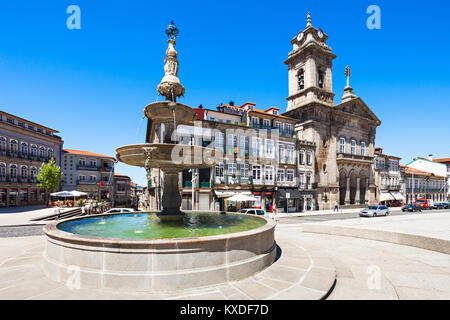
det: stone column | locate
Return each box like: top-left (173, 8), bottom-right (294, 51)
top-left (160, 170), bottom-right (182, 215)
top-left (355, 178), bottom-right (360, 205)
top-left (345, 177), bottom-right (351, 204)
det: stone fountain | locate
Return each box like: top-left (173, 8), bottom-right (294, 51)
top-left (115, 21), bottom-right (218, 218)
top-left (42, 23), bottom-right (276, 292)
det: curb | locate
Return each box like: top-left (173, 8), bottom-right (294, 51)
top-left (301, 224), bottom-right (450, 255)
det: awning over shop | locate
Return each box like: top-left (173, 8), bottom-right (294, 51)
top-left (390, 191), bottom-right (404, 201)
top-left (275, 188), bottom-right (301, 199)
top-left (214, 190), bottom-right (252, 198)
top-left (380, 192), bottom-right (395, 201)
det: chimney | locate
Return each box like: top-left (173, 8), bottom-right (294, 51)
top-left (429, 154), bottom-right (433, 161)
top-left (229, 101), bottom-right (234, 106)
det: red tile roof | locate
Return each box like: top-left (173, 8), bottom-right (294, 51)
top-left (434, 158), bottom-right (450, 164)
top-left (63, 149), bottom-right (115, 159)
top-left (401, 165), bottom-right (444, 178)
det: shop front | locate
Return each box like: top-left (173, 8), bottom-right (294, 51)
top-left (275, 188), bottom-right (301, 213)
top-left (0, 189), bottom-right (6, 207)
top-left (251, 191), bottom-right (275, 212)
top-left (214, 190), bottom-right (253, 212)
top-left (299, 191), bottom-right (316, 211)
top-left (9, 188), bottom-right (18, 207)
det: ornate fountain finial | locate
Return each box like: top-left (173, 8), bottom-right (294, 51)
top-left (306, 12), bottom-right (312, 27)
top-left (157, 21), bottom-right (185, 102)
top-left (342, 65), bottom-right (356, 102)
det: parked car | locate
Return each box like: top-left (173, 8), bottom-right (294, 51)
top-left (413, 199), bottom-right (432, 210)
top-left (104, 208), bottom-right (141, 214)
top-left (239, 208), bottom-right (269, 218)
top-left (359, 205), bottom-right (390, 217)
top-left (442, 202), bottom-right (449, 209)
top-left (431, 203), bottom-right (443, 209)
top-left (401, 204), bottom-right (422, 212)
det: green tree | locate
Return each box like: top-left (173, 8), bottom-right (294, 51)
top-left (37, 159), bottom-right (62, 195)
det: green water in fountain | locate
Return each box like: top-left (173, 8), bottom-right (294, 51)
top-left (57, 212), bottom-right (266, 239)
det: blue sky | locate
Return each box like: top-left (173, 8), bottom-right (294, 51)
top-left (0, 0), bottom-right (449, 186)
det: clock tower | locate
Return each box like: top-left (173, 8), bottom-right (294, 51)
top-left (285, 13), bottom-right (336, 112)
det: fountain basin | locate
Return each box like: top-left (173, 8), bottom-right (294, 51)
top-left (43, 212), bottom-right (276, 292)
top-left (116, 143), bottom-right (218, 170)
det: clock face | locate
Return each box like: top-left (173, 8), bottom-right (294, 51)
top-left (297, 32), bottom-right (304, 42)
top-left (317, 29), bottom-right (324, 39)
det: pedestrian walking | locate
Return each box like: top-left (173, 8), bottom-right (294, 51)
top-left (333, 201), bottom-right (339, 213)
top-left (81, 205), bottom-right (86, 215)
top-left (55, 205), bottom-right (61, 220)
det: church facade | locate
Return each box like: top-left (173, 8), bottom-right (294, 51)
top-left (283, 13), bottom-right (381, 210)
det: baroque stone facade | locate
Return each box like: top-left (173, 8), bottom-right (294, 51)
top-left (283, 14), bottom-right (381, 209)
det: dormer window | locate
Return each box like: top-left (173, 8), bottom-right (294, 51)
top-left (298, 69), bottom-right (304, 90)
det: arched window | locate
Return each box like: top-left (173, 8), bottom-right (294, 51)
top-left (0, 137), bottom-right (6, 152)
top-left (21, 142), bottom-right (28, 155)
top-left (10, 140), bottom-right (18, 154)
top-left (0, 163), bottom-right (6, 179)
top-left (339, 138), bottom-right (345, 153)
top-left (297, 69), bottom-right (304, 90)
top-left (39, 146), bottom-right (46, 158)
top-left (30, 167), bottom-right (37, 180)
top-left (10, 164), bottom-right (18, 179)
top-left (361, 141), bottom-right (366, 156)
top-left (30, 145), bottom-right (37, 157)
top-left (351, 140), bottom-right (356, 155)
top-left (48, 148), bottom-right (54, 159)
top-left (318, 70), bottom-right (325, 88)
top-left (20, 165), bottom-right (28, 179)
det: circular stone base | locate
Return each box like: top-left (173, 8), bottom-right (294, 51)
top-left (43, 212), bottom-right (276, 292)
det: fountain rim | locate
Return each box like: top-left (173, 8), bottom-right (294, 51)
top-left (43, 211), bottom-right (275, 246)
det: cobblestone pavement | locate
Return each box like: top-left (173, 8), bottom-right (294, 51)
top-left (0, 225), bottom-right (44, 238)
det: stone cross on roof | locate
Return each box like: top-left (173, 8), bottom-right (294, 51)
top-left (306, 12), bottom-right (311, 27)
top-left (345, 65), bottom-right (351, 87)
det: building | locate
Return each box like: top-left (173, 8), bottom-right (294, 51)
top-left (61, 149), bottom-right (115, 201)
top-left (405, 155), bottom-right (448, 202)
top-left (433, 157), bottom-right (450, 200)
top-left (0, 110), bottom-right (63, 207)
top-left (147, 102), bottom-right (301, 212)
top-left (401, 165), bottom-right (446, 204)
top-left (374, 147), bottom-right (404, 206)
top-left (282, 13), bottom-right (381, 209)
top-left (113, 173), bottom-right (132, 207)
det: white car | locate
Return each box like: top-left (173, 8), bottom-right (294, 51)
top-left (104, 208), bottom-right (141, 214)
top-left (359, 205), bottom-right (390, 217)
top-left (239, 208), bottom-right (269, 218)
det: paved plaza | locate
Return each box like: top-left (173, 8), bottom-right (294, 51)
top-left (0, 209), bottom-right (449, 299)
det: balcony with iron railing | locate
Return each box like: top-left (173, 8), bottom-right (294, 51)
top-left (380, 184), bottom-right (401, 191)
top-left (406, 187), bottom-right (444, 193)
top-left (77, 179), bottom-right (99, 185)
top-left (0, 150), bottom-right (53, 162)
top-left (0, 175), bottom-right (38, 183)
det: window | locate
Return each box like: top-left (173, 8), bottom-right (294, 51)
top-left (251, 117), bottom-right (259, 128)
top-left (318, 71), bottom-right (325, 88)
top-left (37, 128), bottom-right (43, 133)
top-left (240, 164), bottom-right (249, 179)
top-left (287, 169), bottom-right (294, 182)
top-left (265, 139), bottom-right (274, 158)
top-left (306, 173), bottom-right (311, 187)
top-left (10, 140), bottom-right (18, 154)
top-left (285, 124), bottom-right (292, 136)
top-left (298, 69), bottom-right (304, 90)
top-left (39, 146), bottom-right (46, 158)
top-left (214, 132), bottom-right (224, 152)
top-left (10, 164), bottom-right (18, 179)
top-left (30, 145), bottom-right (37, 156)
top-left (28, 125), bottom-right (34, 131)
top-left (351, 140), bottom-right (356, 155)
top-left (21, 142), bottom-right (28, 155)
top-left (252, 165), bottom-right (261, 182)
top-left (252, 137), bottom-right (262, 158)
top-left (277, 169), bottom-right (285, 182)
top-left (263, 119), bottom-right (270, 129)
top-left (361, 142), bottom-right (366, 156)
top-left (299, 150), bottom-right (305, 165)
top-left (20, 166), bottom-right (28, 179)
top-left (299, 173), bottom-right (305, 188)
top-left (278, 144), bottom-right (285, 163)
top-left (239, 136), bottom-right (249, 156)
top-left (286, 146), bottom-right (295, 164)
top-left (48, 148), bottom-right (54, 159)
top-left (6, 118), bottom-right (14, 125)
top-left (227, 134), bottom-right (238, 154)
top-left (215, 162), bottom-right (224, 183)
top-left (79, 175), bottom-right (86, 181)
top-left (265, 165), bottom-right (274, 183)
top-left (18, 122), bottom-right (25, 128)
top-left (275, 122), bottom-right (283, 135)
top-left (89, 175), bottom-right (96, 181)
top-left (89, 159), bottom-right (96, 167)
top-left (306, 151), bottom-right (312, 165)
top-left (30, 167), bottom-right (37, 179)
top-left (227, 163), bottom-right (237, 178)
top-left (0, 164), bottom-right (6, 178)
top-left (339, 138), bottom-right (345, 153)
top-left (0, 137), bottom-right (6, 152)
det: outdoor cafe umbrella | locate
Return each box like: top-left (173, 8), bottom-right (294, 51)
top-left (50, 191), bottom-right (74, 197)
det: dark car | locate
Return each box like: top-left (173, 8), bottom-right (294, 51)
top-left (432, 203), bottom-right (443, 209)
top-left (441, 202), bottom-right (449, 209)
top-left (401, 204), bottom-right (422, 212)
